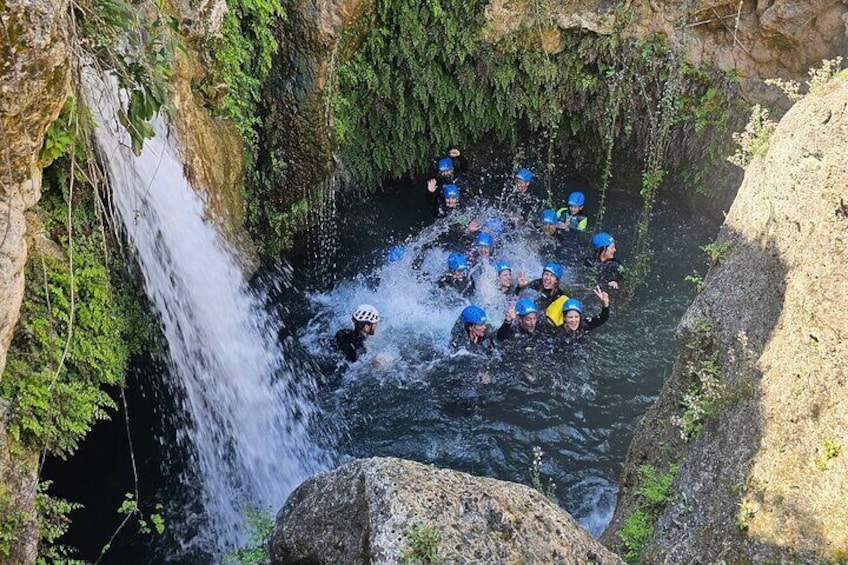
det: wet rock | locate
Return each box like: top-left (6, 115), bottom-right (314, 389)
top-left (271, 457), bottom-right (624, 565)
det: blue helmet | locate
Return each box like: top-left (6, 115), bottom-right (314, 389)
top-left (515, 168), bottom-right (533, 182)
top-left (443, 184), bottom-right (460, 199)
top-left (387, 245), bottom-right (406, 263)
top-left (515, 298), bottom-right (538, 317)
top-left (476, 232), bottom-right (494, 248)
top-left (540, 209), bottom-right (558, 225)
top-left (461, 305), bottom-right (487, 325)
top-left (447, 252), bottom-right (468, 271)
top-left (495, 260), bottom-right (511, 274)
top-left (567, 191), bottom-right (586, 207)
top-left (563, 298), bottom-right (583, 314)
top-left (592, 232), bottom-right (615, 249)
top-left (543, 261), bottom-right (564, 280)
top-left (438, 157), bottom-right (454, 172)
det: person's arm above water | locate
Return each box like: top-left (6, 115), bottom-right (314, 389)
top-left (496, 304), bottom-right (517, 341)
top-left (584, 286), bottom-right (610, 331)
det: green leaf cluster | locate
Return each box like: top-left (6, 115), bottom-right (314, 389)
top-left (1, 159), bottom-right (150, 460)
top-left (210, 0), bottom-right (286, 140)
top-left (617, 465), bottom-right (677, 563)
top-left (225, 507), bottom-right (275, 565)
top-left (72, 0), bottom-right (178, 154)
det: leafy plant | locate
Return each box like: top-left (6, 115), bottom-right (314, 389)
top-left (71, 0), bottom-right (179, 153)
top-left (401, 524), bottom-right (441, 565)
top-left (727, 104), bottom-right (776, 168)
top-left (701, 240), bottom-right (731, 265)
top-left (527, 446), bottom-right (558, 502)
top-left (618, 508), bottom-right (652, 562)
top-left (617, 465), bottom-right (678, 563)
top-left (224, 507), bottom-right (275, 565)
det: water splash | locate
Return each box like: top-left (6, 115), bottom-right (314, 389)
top-left (81, 68), bottom-right (331, 555)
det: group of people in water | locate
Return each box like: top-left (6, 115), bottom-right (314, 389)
top-left (334, 149), bottom-right (625, 369)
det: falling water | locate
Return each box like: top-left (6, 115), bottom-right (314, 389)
top-left (81, 68), bottom-right (330, 555)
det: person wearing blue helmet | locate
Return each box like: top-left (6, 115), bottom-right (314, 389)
top-left (585, 232), bottom-right (623, 291)
top-left (495, 259), bottom-right (514, 293)
top-left (516, 261), bottom-right (567, 310)
top-left (496, 297), bottom-right (542, 341)
top-left (556, 191), bottom-right (589, 232)
top-left (500, 166), bottom-right (542, 227)
top-left (451, 304), bottom-right (495, 355)
top-left (467, 231), bottom-right (496, 269)
top-left (540, 208), bottom-right (560, 236)
top-left (558, 286), bottom-right (610, 345)
top-left (426, 148), bottom-right (466, 205)
top-left (438, 251), bottom-right (475, 297)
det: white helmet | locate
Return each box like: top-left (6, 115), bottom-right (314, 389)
top-left (352, 304), bottom-right (380, 324)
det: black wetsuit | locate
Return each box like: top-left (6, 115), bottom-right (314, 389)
top-left (500, 187), bottom-right (543, 228)
top-left (517, 279), bottom-right (566, 311)
top-left (584, 256), bottom-right (624, 291)
top-left (496, 319), bottom-right (542, 342)
top-left (449, 320), bottom-right (496, 355)
top-left (559, 306), bottom-right (609, 345)
top-left (334, 328), bottom-right (366, 362)
top-left (438, 272), bottom-right (476, 297)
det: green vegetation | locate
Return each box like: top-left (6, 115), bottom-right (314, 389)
top-left (727, 105), bottom-right (776, 168)
top-left (71, 0), bottom-right (178, 153)
top-left (617, 465), bottom-right (677, 563)
top-left (527, 445), bottom-right (557, 502)
top-left (701, 240), bottom-right (732, 265)
top-left (224, 507), bottom-right (275, 565)
top-left (401, 523), bottom-right (442, 565)
top-left (815, 438), bottom-right (842, 471)
top-left (208, 0), bottom-right (286, 141)
top-left (323, 1), bottom-right (744, 282)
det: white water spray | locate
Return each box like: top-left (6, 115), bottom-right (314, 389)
top-left (82, 69), bottom-right (330, 554)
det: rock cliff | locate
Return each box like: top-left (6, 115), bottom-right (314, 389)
top-left (602, 73), bottom-right (848, 562)
top-left (483, 1), bottom-right (848, 105)
top-left (272, 457), bottom-right (623, 565)
top-left (0, 1), bottom-right (71, 563)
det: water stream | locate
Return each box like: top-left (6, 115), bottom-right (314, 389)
top-left (76, 69), bottom-right (331, 557)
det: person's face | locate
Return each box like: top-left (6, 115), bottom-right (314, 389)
top-left (445, 196), bottom-right (458, 208)
top-left (470, 323), bottom-right (487, 338)
top-left (565, 311), bottom-right (581, 330)
top-left (518, 312), bottom-right (538, 333)
top-left (478, 245), bottom-right (491, 257)
top-left (568, 204), bottom-right (582, 215)
top-left (364, 322), bottom-right (377, 336)
top-left (541, 271), bottom-right (557, 290)
top-left (542, 224), bottom-right (556, 236)
top-left (498, 270), bottom-right (512, 287)
top-left (602, 242), bottom-right (616, 259)
top-left (515, 179), bottom-right (529, 193)
top-left (450, 268), bottom-right (467, 280)
top-left (440, 169), bottom-right (453, 178)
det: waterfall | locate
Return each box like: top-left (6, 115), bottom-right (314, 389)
top-left (81, 69), bottom-right (330, 554)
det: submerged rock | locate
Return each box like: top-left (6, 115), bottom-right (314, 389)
top-left (271, 457), bottom-right (623, 565)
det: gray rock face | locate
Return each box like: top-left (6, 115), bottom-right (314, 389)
top-left (271, 457), bottom-right (624, 565)
top-left (603, 76), bottom-right (848, 563)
